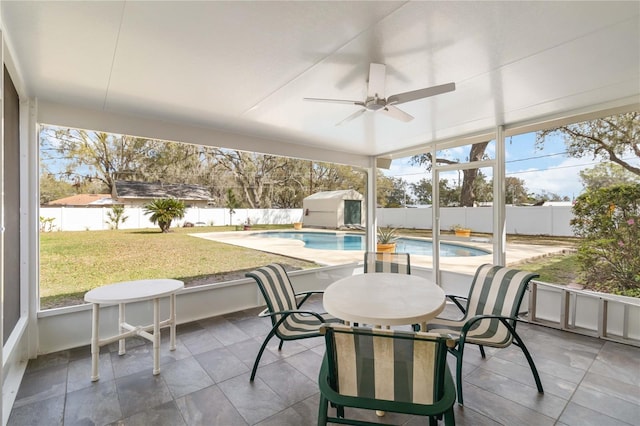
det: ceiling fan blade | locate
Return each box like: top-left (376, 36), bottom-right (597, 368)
top-left (367, 63), bottom-right (386, 98)
top-left (380, 105), bottom-right (414, 122)
top-left (336, 108), bottom-right (367, 126)
top-left (303, 97), bottom-right (364, 106)
top-left (387, 82), bottom-right (455, 105)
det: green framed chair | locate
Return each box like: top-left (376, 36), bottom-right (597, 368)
top-left (416, 263), bottom-right (543, 406)
top-left (245, 263), bottom-right (340, 381)
top-left (318, 324), bottom-right (456, 426)
top-left (364, 252), bottom-right (411, 274)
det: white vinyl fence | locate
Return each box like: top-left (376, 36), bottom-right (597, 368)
top-left (378, 206), bottom-right (575, 236)
top-left (40, 206), bottom-right (576, 236)
top-left (39, 207), bottom-right (304, 231)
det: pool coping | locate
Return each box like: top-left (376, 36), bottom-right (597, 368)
top-left (191, 229), bottom-right (570, 275)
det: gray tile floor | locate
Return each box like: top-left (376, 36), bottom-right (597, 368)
top-left (8, 297), bottom-right (640, 425)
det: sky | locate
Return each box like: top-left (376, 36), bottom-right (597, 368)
top-left (382, 131), bottom-right (636, 201)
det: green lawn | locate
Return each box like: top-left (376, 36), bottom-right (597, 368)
top-left (39, 225), bottom-right (316, 309)
top-left (514, 251), bottom-right (581, 284)
top-left (40, 225), bottom-right (583, 309)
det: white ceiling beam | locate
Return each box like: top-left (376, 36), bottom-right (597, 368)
top-left (37, 101), bottom-right (372, 168)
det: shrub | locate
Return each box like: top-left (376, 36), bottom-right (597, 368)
top-left (571, 184), bottom-right (640, 296)
top-left (106, 205), bottom-right (128, 230)
top-left (143, 198), bottom-right (186, 233)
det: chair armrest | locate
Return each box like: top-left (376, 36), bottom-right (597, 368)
top-left (294, 290), bottom-right (325, 308)
top-left (445, 294), bottom-right (468, 314)
top-left (262, 309), bottom-right (327, 323)
top-left (295, 290), bottom-right (325, 296)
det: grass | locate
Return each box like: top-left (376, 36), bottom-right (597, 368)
top-left (39, 225), bottom-right (316, 309)
top-left (40, 225), bottom-right (584, 309)
top-left (514, 250), bottom-right (581, 284)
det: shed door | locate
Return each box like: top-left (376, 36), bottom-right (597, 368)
top-left (344, 200), bottom-right (361, 225)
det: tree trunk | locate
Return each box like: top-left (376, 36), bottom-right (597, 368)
top-left (460, 141), bottom-right (489, 207)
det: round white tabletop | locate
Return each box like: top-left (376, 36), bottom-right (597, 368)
top-left (84, 279), bottom-right (184, 304)
top-left (323, 273), bottom-right (446, 327)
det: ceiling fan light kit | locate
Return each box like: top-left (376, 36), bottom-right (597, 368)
top-left (304, 63), bottom-right (455, 126)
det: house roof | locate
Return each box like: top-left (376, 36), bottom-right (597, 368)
top-left (46, 194), bottom-right (116, 207)
top-left (115, 181), bottom-right (212, 201)
top-left (3, 2), bottom-right (638, 167)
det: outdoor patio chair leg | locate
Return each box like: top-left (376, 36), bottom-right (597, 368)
top-left (278, 339), bottom-right (284, 351)
top-left (479, 344), bottom-right (486, 358)
top-left (444, 407), bottom-right (455, 425)
top-left (452, 346), bottom-right (465, 406)
top-left (250, 327), bottom-right (277, 381)
top-left (318, 394), bottom-right (328, 425)
top-left (513, 333), bottom-right (544, 393)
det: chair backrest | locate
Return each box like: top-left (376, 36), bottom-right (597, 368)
top-left (463, 264), bottom-right (539, 345)
top-left (364, 252), bottom-right (411, 274)
top-left (320, 324), bottom-right (448, 405)
top-left (245, 264), bottom-right (297, 326)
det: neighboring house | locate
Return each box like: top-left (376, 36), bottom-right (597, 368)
top-left (114, 180), bottom-right (212, 207)
top-left (45, 194), bottom-right (117, 207)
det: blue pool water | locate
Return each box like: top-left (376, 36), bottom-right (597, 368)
top-left (252, 231), bottom-right (490, 257)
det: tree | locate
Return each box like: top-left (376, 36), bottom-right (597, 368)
top-left (212, 149), bottom-right (291, 208)
top-left (534, 190), bottom-right (564, 202)
top-left (411, 179), bottom-right (433, 204)
top-left (105, 205), bottom-right (128, 230)
top-left (39, 172), bottom-right (76, 205)
top-left (143, 198), bottom-right (186, 233)
top-left (579, 162), bottom-right (640, 192)
top-left (382, 177), bottom-right (412, 207)
top-left (41, 126), bottom-right (157, 197)
top-left (571, 184), bottom-right (640, 296)
top-left (411, 141), bottom-right (490, 207)
top-left (537, 112), bottom-right (640, 177)
top-left (226, 189), bottom-right (241, 225)
top-left (438, 179), bottom-right (461, 206)
top-left (504, 177), bottom-right (530, 205)
top-left (142, 142), bottom-right (215, 185)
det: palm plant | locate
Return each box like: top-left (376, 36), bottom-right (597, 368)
top-left (105, 205), bottom-right (128, 230)
top-left (377, 227), bottom-right (398, 244)
top-left (143, 198), bottom-right (186, 233)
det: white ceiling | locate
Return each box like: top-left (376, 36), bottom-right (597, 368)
top-left (3, 1), bottom-right (639, 164)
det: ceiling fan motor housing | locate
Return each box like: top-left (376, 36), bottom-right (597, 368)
top-left (365, 97), bottom-right (386, 111)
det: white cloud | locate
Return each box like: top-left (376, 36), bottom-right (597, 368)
top-left (510, 156), bottom-right (593, 198)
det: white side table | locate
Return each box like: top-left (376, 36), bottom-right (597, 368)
top-left (84, 278), bottom-right (184, 381)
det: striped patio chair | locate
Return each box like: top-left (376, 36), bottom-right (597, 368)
top-left (318, 324), bottom-right (456, 426)
top-left (364, 252), bottom-right (411, 274)
top-left (245, 263), bottom-right (340, 381)
top-left (420, 263), bottom-right (543, 406)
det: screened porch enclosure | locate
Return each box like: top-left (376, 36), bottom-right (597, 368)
top-left (1, 1), bottom-right (639, 423)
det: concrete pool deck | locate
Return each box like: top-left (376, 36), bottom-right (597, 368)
top-left (192, 229), bottom-right (571, 275)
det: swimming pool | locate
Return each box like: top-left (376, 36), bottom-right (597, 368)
top-left (252, 231), bottom-right (490, 257)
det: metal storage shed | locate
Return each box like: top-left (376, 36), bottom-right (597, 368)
top-left (302, 190), bottom-right (364, 229)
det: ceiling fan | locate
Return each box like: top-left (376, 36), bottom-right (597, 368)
top-left (304, 63), bottom-right (455, 126)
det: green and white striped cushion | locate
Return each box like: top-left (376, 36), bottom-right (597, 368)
top-left (247, 264), bottom-right (338, 338)
top-left (323, 324), bottom-right (445, 405)
top-left (364, 252), bottom-right (411, 274)
top-left (427, 264), bottom-right (537, 347)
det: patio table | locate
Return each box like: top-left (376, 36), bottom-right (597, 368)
top-left (84, 278), bottom-right (183, 381)
top-left (323, 273), bottom-right (446, 330)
